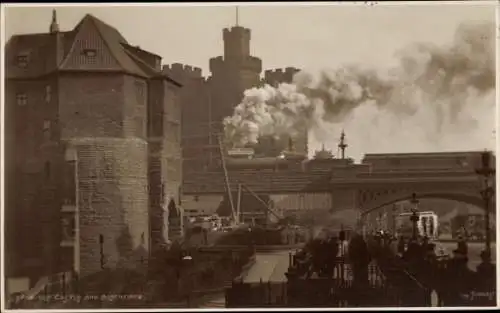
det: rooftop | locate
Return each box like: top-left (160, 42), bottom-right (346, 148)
top-left (5, 10), bottom-right (179, 86)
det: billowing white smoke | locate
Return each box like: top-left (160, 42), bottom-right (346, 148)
top-left (223, 22), bottom-right (496, 160)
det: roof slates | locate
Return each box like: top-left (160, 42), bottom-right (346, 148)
top-left (6, 14), bottom-right (161, 79)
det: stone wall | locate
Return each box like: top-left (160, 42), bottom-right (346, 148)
top-left (71, 138), bottom-right (149, 277)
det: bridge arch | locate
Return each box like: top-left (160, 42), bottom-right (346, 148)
top-left (360, 191), bottom-right (492, 217)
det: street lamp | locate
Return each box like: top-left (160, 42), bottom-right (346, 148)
top-left (392, 204), bottom-right (398, 237)
top-left (181, 254), bottom-right (193, 307)
top-left (476, 150), bottom-right (495, 261)
top-left (409, 193), bottom-right (420, 241)
top-left (377, 212), bottom-right (382, 232)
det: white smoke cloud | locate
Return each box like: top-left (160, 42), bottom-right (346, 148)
top-left (223, 21), bottom-right (496, 161)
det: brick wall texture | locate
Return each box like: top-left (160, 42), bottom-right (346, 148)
top-left (71, 138), bottom-right (149, 277)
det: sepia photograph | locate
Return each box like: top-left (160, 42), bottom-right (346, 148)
top-left (1, 1), bottom-right (498, 310)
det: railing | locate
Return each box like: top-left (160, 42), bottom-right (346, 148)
top-left (226, 279), bottom-right (288, 308)
top-left (367, 236), bottom-right (496, 307)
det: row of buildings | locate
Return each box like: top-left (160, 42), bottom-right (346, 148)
top-left (4, 10), bottom-right (309, 286)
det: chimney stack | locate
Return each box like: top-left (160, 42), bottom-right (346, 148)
top-left (49, 9), bottom-right (59, 34)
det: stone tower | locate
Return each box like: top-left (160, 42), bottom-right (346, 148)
top-left (208, 25), bottom-right (263, 135)
top-left (5, 12), bottom-right (181, 280)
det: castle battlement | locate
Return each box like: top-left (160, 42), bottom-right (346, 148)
top-left (209, 56), bottom-right (224, 74)
top-left (163, 63), bottom-right (203, 81)
top-left (223, 26), bottom-right (251, 37)
top-left (209, 55), bottom-right (261, 74)
top-left (241, 55), bottom-right (262, 72)
top-left (264, 67), bottom-right (300, 85)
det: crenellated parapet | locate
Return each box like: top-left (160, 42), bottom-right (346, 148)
top-left (264, 67), bottom-right (300, 85)
top-left (209, 55), bottom-right (262, 75)
top-left (241, 55), bottom-right (262, 73)
top-left (209, 56), bottom-right (224, 75)
top-left (163, 63), bottom-right (204, 84)
top-left (223, 26), bottom-right (251, 40)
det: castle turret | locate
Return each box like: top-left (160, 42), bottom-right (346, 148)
top-left (223, 26), bottom-right (251, 60)
top-left (264, 67), bottom-right (300, 86)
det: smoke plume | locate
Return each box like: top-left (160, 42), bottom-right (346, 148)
top-left (223, 22), bottom-right (496, 160)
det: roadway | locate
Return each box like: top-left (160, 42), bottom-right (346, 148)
top-left (243, 250), bottom-right (291, 283)
top-left (196, 250), bottom-right (292, 308)
top-left (197, 241), bottom-right (495, 308)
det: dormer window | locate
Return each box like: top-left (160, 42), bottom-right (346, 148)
top-left (82, 49), bottom-right (97, 57)
top-left (16, 93), bottom-right (28, 106)
top-left (16, 54), bottom-right (29, 67)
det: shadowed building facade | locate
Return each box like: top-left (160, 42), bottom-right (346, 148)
top-left (4, 11), bottom-right (182, 282)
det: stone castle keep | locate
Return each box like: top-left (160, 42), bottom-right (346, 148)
top-left (4, 11), bottom-right (308, 282)
top-left (163, 25), bottom-right (308, 174)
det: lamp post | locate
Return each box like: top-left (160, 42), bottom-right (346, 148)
top-left (182, 255), bottom-right (193, 307)
top-left (377, 212), bottom-right (382, 232)
top-left (476, 150), bottom-right (495, 261)
top-left (392, 204), bottom-right (398, 237)
top-left (409, 193), bottom-right (420, 241)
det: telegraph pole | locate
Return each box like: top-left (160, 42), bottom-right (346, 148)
top-left (476, 150), bottom-right (495, 261)
top-left (338, 130), bottom-right (348, 159)
top-left (409, 193), bottom-right (420, 241)
top-left (392, 204), bottom-right (397, 236)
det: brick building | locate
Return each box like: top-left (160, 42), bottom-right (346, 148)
top-left (4, 11), bottom-right (182, 282)
top-left (167, 23), bottom-right (308, 174)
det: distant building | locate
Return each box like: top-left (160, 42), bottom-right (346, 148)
top-left (4, 11), bottom-right (182, 281)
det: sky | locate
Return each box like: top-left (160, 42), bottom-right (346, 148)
top-left (3, 2), bottom-right (498, 160)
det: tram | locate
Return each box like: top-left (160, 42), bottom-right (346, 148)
top-left (396, 211), bottom-right (439, 240)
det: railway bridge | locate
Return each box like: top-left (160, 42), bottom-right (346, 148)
top-left (181, 150), bottom-right (495, 226)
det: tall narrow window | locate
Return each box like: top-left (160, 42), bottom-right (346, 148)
top-left (44, 161), bottom-right (51, 179)
top-left (62, 215), bottom-right (76, 241)
top-left (45, 85), bottom-right (52, 103)
top-left (43, 120), bottom-right (51, 141)
top-left (99, 234), bottom-right (105, 269)
top-left (178, 186), bottom-right (182, 205)
top-left (16, 93), bottom-right (27, 106)
top-left (135, 81), bottom-right (145, 105)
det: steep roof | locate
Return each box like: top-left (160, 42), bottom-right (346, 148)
top-left (6, 13), bottom-right (177, 83)
top-left (59, 14), bottom-right (147, 77)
